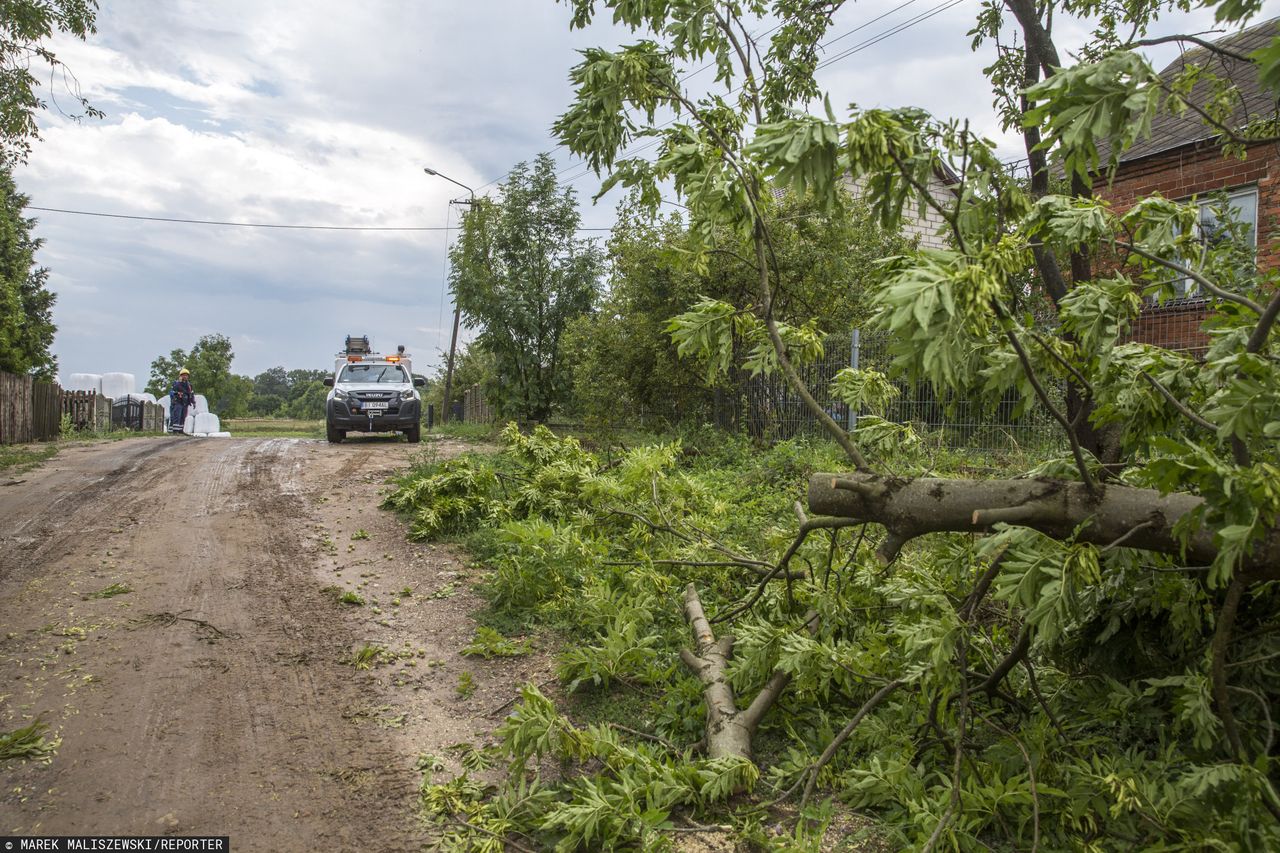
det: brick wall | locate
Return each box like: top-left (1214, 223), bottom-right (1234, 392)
top-left (842, 172), bottom-right (954, 250)
top-left (1099, 140), bottom-right (1280, 270)
top-left (1097, 140), bottom-right (1278, 352)
top-left (1126, 301), bottom-right (1212, 353)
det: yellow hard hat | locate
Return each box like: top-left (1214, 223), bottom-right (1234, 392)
top-left (179, 367), bottom-right (190, 376)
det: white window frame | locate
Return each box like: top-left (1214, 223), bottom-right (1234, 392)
top-left (1170, 186), bottom-right (1258, 300)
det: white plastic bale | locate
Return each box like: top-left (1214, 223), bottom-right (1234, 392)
top-left (208, 432), bottom-right (232, 438)
top-left (66, 373), bottom-right (102, 393)
top-left (138, 393), bottom-right (156, 404)
top-left (100, 373), bottom-right (136, 398)
top-left (193, 412), bottom-right (220, 434)
top-left (183, 413), bottom-right (195, 435)
top-left (194, 395), bottom-right (209, 415)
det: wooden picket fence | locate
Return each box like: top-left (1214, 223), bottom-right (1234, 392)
top-left (0, 371), bottom-right (165, 444)
top-left (61, 390), bottom-right (113, 432)
top-left (0, 372), bottom-right (61, 444)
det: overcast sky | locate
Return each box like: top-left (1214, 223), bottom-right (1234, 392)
top-left (14, 0), bottom-right (1275, 387)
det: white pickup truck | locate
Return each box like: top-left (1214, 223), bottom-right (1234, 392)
top-left (323, 336), bottom-right (426, 443)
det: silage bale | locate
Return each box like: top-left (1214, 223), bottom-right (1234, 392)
top-left (100, 373), bottom-right (136, 398)
top-left (193, 412), bottom-right (220, 434)
top-left (66, 373), bottom-right (102, 393)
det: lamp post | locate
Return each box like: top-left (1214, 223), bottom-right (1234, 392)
top-left (423, 167), bottom-right (476, 424)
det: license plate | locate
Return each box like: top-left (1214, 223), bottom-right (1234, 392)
top-left (363, 402), bottom-right (388, 410)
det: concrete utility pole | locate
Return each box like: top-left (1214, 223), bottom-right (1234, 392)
top-left (423, 167), bottom-right (476, 424)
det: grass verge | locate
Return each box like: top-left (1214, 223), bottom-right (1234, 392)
top-left (0, 443), bottom-right (57, 475)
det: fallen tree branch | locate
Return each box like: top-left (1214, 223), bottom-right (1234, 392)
top-left (978, 626), bottom-right (1031, 697)
top-left (793, 679), bottom-right (905, 807)
top-left (712, 515), bottom-right (861, 623)
top-left (808, 473), bottom-right (1280, 580)
top-left (1212, 578), bottom-right (1247, 760)
top-left (681, 584), bottom-right (817, 764)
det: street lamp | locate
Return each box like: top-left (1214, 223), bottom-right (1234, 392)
top-left (424, 166), bottom-right (476, 424)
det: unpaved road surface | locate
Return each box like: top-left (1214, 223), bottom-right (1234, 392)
top-left (0, 436), bottom-right (546, 850)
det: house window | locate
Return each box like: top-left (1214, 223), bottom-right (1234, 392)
top-left (1171, 187), bottom-right (1258, 299)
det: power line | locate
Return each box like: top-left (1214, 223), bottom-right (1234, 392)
top-left (816, 0), bottom-right (966, 70)
top-left (30, 206), bottom-right (447, 231)
top-left (28, 205), bottom-right (613, 232)
top-left (554, 0), bottom-right (967, 189)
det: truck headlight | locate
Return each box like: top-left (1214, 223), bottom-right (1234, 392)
top-left (334, 388), bottom-right (349, 400)
top-left (399, 389), bottom-right (416, 401)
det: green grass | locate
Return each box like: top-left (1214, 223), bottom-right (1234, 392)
top-left (0, 443), bottom-right (57, 474)
top-left (427, 421), bottom-right (500, 441)
top-left (221, 418), bottom-right (325, 438)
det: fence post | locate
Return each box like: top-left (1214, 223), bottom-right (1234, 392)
top-left (848, 328), bottom-right (861, 432)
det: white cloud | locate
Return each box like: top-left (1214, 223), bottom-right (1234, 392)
top-left (16, 0), bottom-right (1280, 384)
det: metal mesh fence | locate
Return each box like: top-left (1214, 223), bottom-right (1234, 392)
top-left (722, 329), bottom-right (1067, 452)
top-left (1125, 299), bottom-right (1212, 355)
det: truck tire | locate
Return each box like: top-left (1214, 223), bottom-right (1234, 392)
top-left (405, 425), bottom-right (421, 444)
top-left (327, 424), bottom-right (345, 443)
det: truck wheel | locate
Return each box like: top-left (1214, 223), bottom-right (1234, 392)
top-left (405, 425), bottom-right (421, 444)
top-left (327, 424), bottom-right (345, 443)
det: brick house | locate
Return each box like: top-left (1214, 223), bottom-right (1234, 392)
top-left (1095, 17), bottom-right (1280, 352)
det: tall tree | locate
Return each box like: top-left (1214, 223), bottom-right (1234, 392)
top-left (146, 333), bottom-right (247, 416)
top-left (449, 153), bottom-right (603, 422)
top-left (1, 0), bottom-right (101, 168)
top-left (0, 165), bottom-right (55, 377)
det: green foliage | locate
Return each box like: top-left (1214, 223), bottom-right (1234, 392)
top-left (146, 334), bottom-right (246, 416)
top-left (81, 582), bottom-right (130, 600)
top-left (0, 166), bottom-right (57, 377)
top-left (0, 718), bottom-right (58, 762)
top-left (829, 368), bottom-right (899, 416)
top-left (449, 154), bottom-right (603, 422)
top-left (396, 0), bottom-right (1280, 848)
top-left (461, 626), bottom-right (533, 660)
top-left (425, 341), bottom-right (492, 414)
top-left (389, 413), bottom-right (1280, 848)
top-left (564, 188), bottom-right (909, 433)
top-left (0, 0), bottom-right (100, 168)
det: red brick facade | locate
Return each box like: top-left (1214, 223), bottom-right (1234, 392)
top-left (1099, 140), bottom-right (1280, 269)
top-left (1096, 140), bottom-right (1280, 352)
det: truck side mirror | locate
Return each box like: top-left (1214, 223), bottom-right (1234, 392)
top-left (413, 376), bottom-right (426, 387)
top-left (323, 377), bottom-right (334, 387)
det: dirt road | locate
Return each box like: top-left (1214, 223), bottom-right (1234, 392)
top-left (0, 436), bottom-right (541, 850)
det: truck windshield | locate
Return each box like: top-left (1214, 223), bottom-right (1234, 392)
top-left (339, 364), bottom-right (408, 383)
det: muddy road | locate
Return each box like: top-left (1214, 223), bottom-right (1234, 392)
top-left (0, 436), bottom-right (541, 850)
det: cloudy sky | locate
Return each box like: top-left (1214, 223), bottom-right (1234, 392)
top-left (15, 0), bottom-right (1274, 386)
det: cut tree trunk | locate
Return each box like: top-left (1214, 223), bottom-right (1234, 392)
top-left (807, 473), bottom-right (1280, 580)
top-left (679, 583), bottom-right (804, 762)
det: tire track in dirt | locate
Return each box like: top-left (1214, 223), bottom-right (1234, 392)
top-left (0, 436), bottom-right (496, 850)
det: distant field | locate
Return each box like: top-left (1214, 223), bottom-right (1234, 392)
top-left (221, 418), bottom-right (325, 438)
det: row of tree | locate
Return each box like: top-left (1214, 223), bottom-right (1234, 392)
top-left (441, 153), bottom-right (910, 426)
top-left (144, 333), bottom-right (331, 419)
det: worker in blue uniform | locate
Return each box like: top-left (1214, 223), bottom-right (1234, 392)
top-left (169, 368), bottom-right (196, 433)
